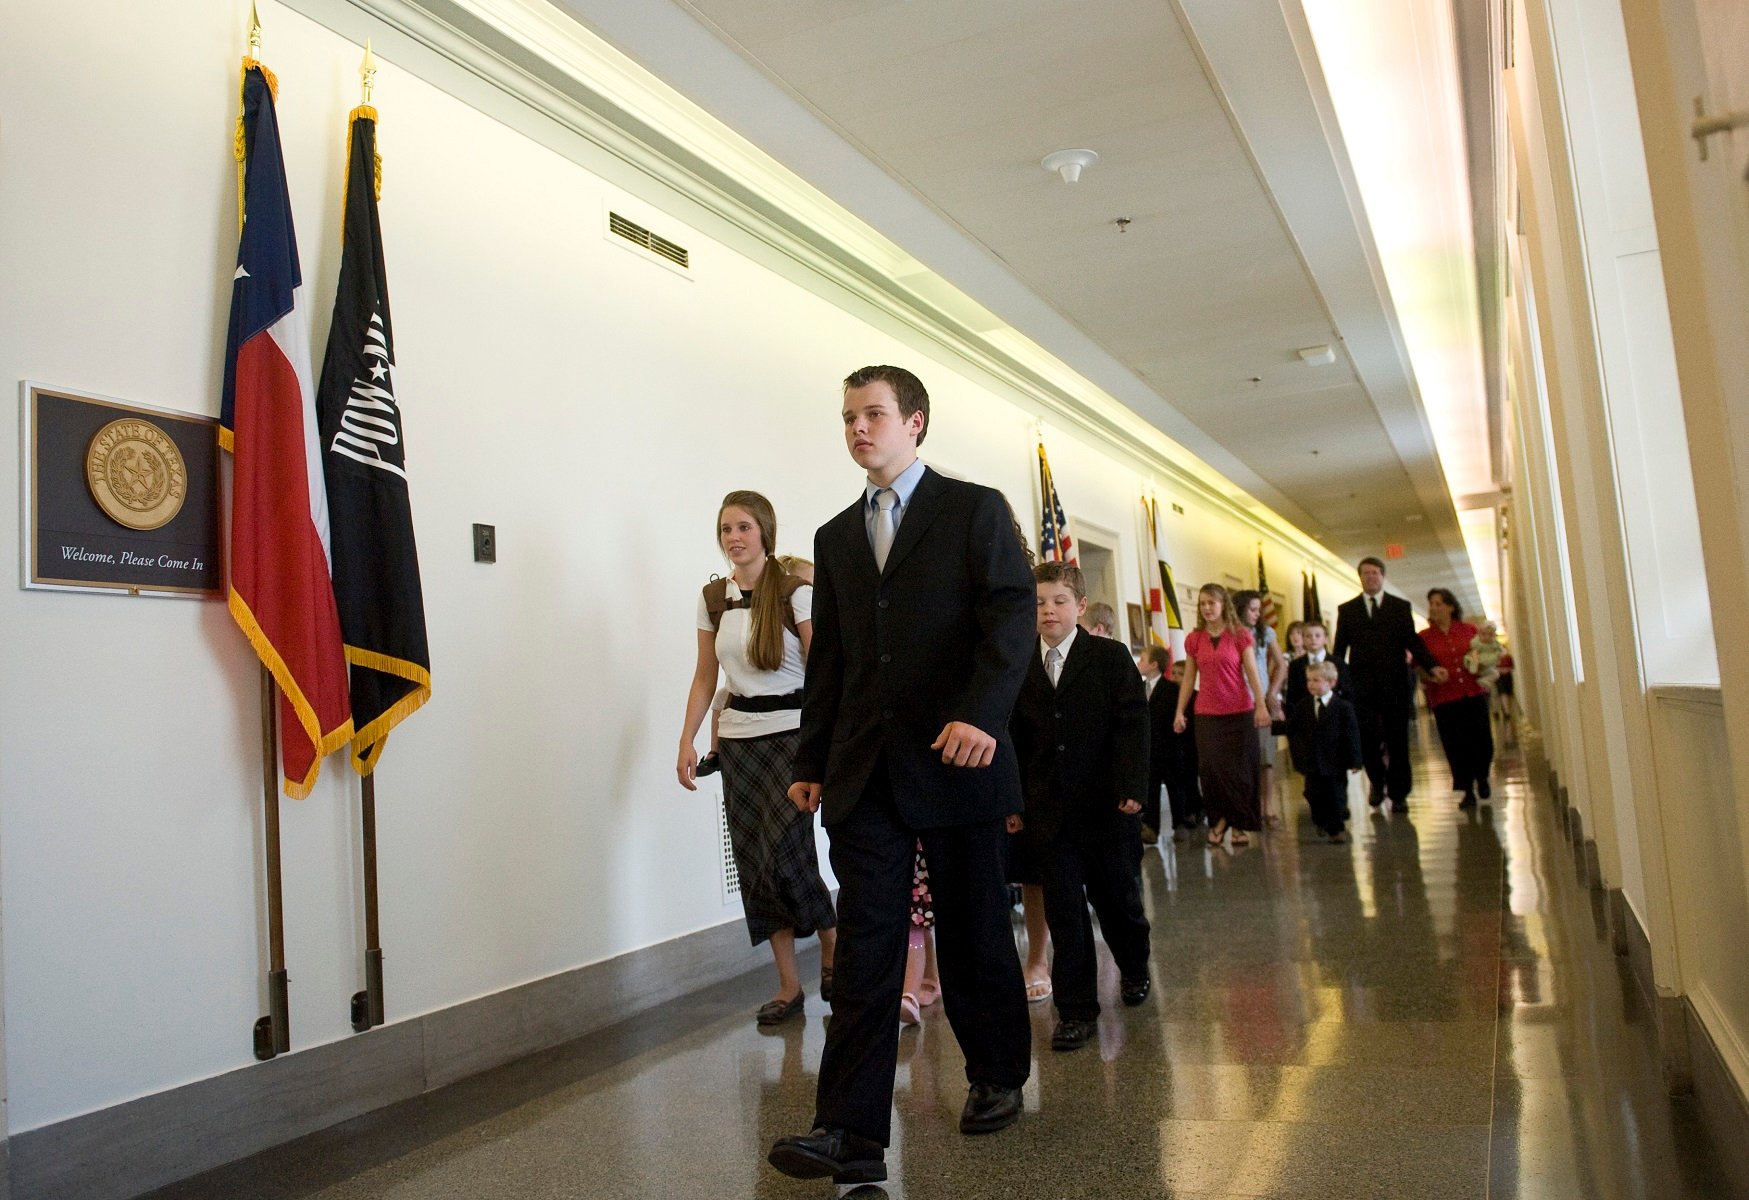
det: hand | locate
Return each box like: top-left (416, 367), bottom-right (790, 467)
top-left (1253, 704), bottom-right (1271, 729)
top-left (788, 782), bottom-right (822, 813)
top-left (932, 721), bottom-right (997, 768)
top-left (1005, 813), bottom-right (1025, 833)
top-left (676, 744), bottom-right (698, 791)
top-left (1431, 666), bottom-right (1450, 683)
top-left (1118, 798), bottom-right (1141, 815)
top-left (1173, 713), bottom-right (1186, 734)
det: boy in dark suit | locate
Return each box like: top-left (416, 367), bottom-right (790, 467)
top-left (1283, 620), bottom-right (1352, 717)
top-left (1011, 563), bottom-right (1152, 1051)
top-left (1287, 661), bottom-right (1365, 843)
top-left (769, 366), bottom-right (1035, 1187)
top-left (1138, 645), bottom-right (1173, 844)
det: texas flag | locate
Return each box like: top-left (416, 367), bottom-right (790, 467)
top-left (222, 60), bottom-right (353, 798)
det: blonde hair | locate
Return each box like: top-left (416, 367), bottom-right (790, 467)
top-left (1307, 661), bottom-right (1339, 683)
top-left (1197, 583), bottom-right (1243, 635)
top-left (718, 491), bottom-right (789, 672)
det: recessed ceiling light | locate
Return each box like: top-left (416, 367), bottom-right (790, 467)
top-left (1298, 344), bottom-right (1336, 366)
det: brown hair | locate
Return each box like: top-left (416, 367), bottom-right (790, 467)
top-left (1196, 583), bottom-right (1242, 635)
top-left (843, 365), bottom-right (930, 446)
top-left (1358, 555), bottom-right (1387, 575)
top-left (718, 490), bottom-right (789, 672)
top-left (1142, 645), bottom-right (1171, 672)
top-left (1084, 601), bottom-right (1116, 633)
top-left (1426, 587), bottom-right (1464, 621)
top-left (1034, 561), bottom-right (1086, 599)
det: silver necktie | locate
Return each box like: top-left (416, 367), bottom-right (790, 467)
top-left (1046, 645), bottom-right (1062, 687)
top-left (872, 488), bottom-right (897, 571)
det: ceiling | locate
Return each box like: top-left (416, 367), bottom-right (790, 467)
top-left (549, 0), bottom-right (1500, 609)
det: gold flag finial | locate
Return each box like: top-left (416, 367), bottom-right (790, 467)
top-left (360, 38), bottom-right (377, 106)
top-left (248, 1), bottom-right (263, 58)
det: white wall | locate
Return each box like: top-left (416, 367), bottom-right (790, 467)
top-left (0, 0), bottom-right (1352, 1131)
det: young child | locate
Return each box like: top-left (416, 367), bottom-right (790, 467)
top-left (1162, 658), bottom-right (1202, 839)
top-left (1283, 620), bottom-right (1351, 717)
top-left (1083, 601), bottom-right (1117, 639)
top-left (1287, 661), bottom-right (1364, 843)
top-left (1139, 645), bottom-right (1173, 845)
top-left (1464, 621), bottom-right (1504, 690)
top-left (1010, 563), bottom-right (1153, 1051)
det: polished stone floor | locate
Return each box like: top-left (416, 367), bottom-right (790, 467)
top-left (150, 721), bottom-right (1742, 1199)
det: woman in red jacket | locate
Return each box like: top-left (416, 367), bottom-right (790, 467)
top-left (1418, 588), bottom-right (1495, 809)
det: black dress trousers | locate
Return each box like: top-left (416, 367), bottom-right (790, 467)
top-left (812, 766), bottom-right (1030, 1145)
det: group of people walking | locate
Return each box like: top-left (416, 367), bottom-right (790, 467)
top-left (674, 363), bottom-right (1509, 1187)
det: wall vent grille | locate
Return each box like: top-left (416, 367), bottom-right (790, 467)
top-left (716, 791), bottom-right (740, 902)
top-left (609, 211), bottom-right (689, 269)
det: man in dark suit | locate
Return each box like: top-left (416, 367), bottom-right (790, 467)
top-left (1332, 557), bottom-right (1444, 812)
top-left (1011, 563), bottom-right (1151, 1051)
top-left (768, 365), bottom-right (1035, 1187)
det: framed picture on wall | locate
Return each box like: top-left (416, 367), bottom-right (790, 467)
top-left (1126, 603), bottom-right (1147, 654)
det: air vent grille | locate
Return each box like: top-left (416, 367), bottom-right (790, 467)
top-left (610, 212), bottom-right (689, 269)
top-left (716, 791), bottom-right (740, 902)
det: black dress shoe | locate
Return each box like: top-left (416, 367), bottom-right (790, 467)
top-left (1120, 976), bottom-right (1151, 1006)
top-left (1390, 799), bottom-right (1409, 814)
top-left (1458, 790), bottom-right (1478, 810)
top-left (1051, 1018), bottom-right (1098, 1051)
top-left (755, 993), bottom-right (803, 1026)
top-left (960, 1081), bottom-right (1023, 1134)
top-left (768, 1127), bottom-right (886, 1183)
top-left (1478, 778), bottom-right (1491, 800)
top-left (1368, 786), bottom-right (1385, 808)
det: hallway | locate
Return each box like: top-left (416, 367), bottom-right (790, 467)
top-left (146, 725), bottom-right (1740, 1199)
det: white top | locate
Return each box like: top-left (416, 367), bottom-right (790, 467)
top-left (696, 579), bottom-right (813, 737)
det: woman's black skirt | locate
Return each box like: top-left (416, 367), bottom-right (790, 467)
top-left (717, 730), bottom-right (837, 945)
top-left (1194, 711), bottom-right (1261, 832)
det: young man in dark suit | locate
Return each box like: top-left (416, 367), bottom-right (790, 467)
top-left (768, 366), bottom-right (1035, 1187)
top-left (1287, 661), bottom-right (1365, 842)
top-left (1011, 563), bottom-right (1152, 1051)
top-left (1332, 557), bottom-right (1445, 812)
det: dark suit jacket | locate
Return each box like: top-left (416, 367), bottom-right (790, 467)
top-left (1145, 676), bottom-right (1175, 777)
top-left (1010, 632), bottom-right (1149, 843)
top-left (1332, 591), bottom-right (1437, 714)
top-left (796, 467), bottom-right (1035, 829)
top-left (1284, 655), bottom-right (1353, 719)
top-left (1287, 694), bottom-right (1364, 777)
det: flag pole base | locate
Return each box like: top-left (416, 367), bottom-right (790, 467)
top-left (255, 968), bottom-right (291, 1059)
top-left (350, 948), bottom-right (385, 1032)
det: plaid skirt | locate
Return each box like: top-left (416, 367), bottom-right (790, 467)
top-left (718, 730), bottom-right (838, 946)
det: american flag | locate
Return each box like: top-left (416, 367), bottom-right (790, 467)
top-left (1037, 442), bottom-right (1077, 565)
top-left (1256, 546), bottom-right (1278, 630)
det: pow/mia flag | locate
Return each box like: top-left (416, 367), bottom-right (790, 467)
top-left (316, 102), bottom-right (430, 774)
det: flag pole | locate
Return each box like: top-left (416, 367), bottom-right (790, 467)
top-left (243, 6), bottom-right (289, 1063)
top-left (254, 665), bottom-right (291, 1059)
top-left (352, 771), bottom-right (385, 1030)
top-left (347, 39), bottom-right (388, 1035)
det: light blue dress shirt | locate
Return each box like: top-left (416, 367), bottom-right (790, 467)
top-left (863, 456), bottom-right (927, 550)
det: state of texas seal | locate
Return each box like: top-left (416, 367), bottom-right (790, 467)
top-left (86, 418), bottom-right (188, 531)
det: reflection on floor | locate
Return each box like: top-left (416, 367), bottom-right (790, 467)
top-left (148, 721), bottom-right (1742, 1199)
